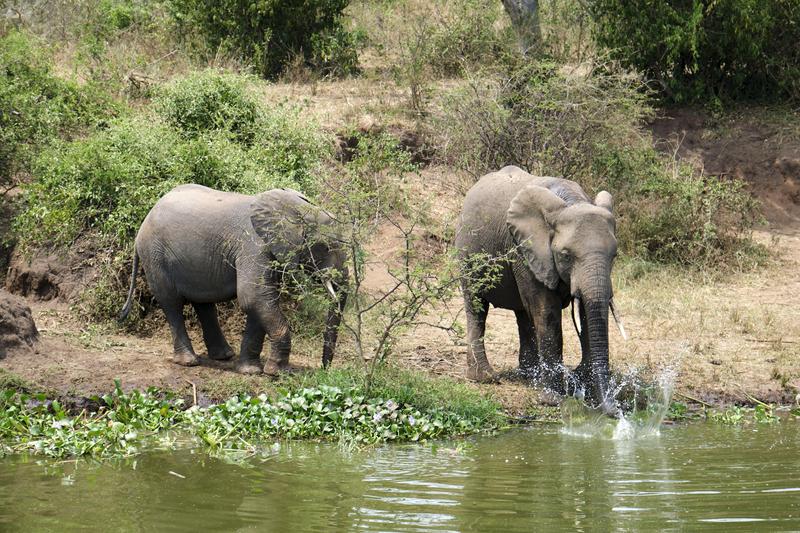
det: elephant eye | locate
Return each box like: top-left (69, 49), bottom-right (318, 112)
top-left (559, 249), bottom-right (571, 259)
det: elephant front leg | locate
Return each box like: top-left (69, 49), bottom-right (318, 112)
top-left (236, 315), bottom-right (266, 375)
top-left (527, 290), bottom-right (565, 394)
top-left (463, 288), bottom-right (496, 383)
top-left (515, 309), bottom-right (539, 378)
top-left (264, 334), bottom-right (291, 376)
top-left (236, 303), bottom-right (291, 376)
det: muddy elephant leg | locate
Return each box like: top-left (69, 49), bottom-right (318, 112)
top-left (265, 335), bottom-right (291, 375)
top-left (515, 309), bottom-right (538, 378)
top-left (162, 302), bottom-right (199, 367)
top-left (236, 298), bottom-right (291, 376)
top-left (192, 302), bottom-right (234, 361)
top-left (463, 285), bottom-right (495, 382)
top-left (524, 289), bottom-right (564, 394)
top-left (236, 315), bottom-right (266, 374)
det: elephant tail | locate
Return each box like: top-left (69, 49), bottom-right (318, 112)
top-left (118, 247), bottom-right (140, 322)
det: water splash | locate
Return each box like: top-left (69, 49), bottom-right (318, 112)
top-left (560, 364), bottom-right (678, 440)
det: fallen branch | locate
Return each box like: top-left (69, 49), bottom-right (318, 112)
top-left (745, 337), bottom-right (799, 345)
top-left (674, 391), bottom-right (714, 409)
top-left (184, 379), bottom-right (197, 407)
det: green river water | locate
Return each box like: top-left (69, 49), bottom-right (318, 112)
top-left (1, 420), bottom-right (799, 532)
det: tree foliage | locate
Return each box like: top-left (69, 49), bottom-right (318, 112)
top-left (590, 0), bottom-right (800, 103)
top-left (167, 0), bottom-right (358, 78)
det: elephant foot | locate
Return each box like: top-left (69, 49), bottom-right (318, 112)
top-left (236, 359), bottom-right (263, 375)
top-left (263, 359), bottom-right (290, 377)
top-left (208, 346), bottom-right (235, 361)
top-left (466, 364), bottom-right (498, 383)
top-left (172, 351), bottom-right (200, 367)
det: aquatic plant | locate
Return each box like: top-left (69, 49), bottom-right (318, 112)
top-left (187, 385), bottom-right (490, 451)
top-left (0, 382), bottom-right (182, 458)
top-left (0, 380), bottom-right (498, 459)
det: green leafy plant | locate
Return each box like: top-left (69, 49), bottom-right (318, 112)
top-left (0, 30), bottom-right (116, 183)
top-left (590, 0), bottom-right (800, 103)
top-left (155, 70), bottom-right (261, 143)
top-left (710, 405), bottom-right (745, 425)
top-left (0, 371), bottom-right (502, 459)
top-left (167, 0), bottom-right (358, 78)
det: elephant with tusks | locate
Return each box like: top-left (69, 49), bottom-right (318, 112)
top-left (119, 184), bottom-right (348, 375)
top-left (455, 166), bottom-right (626, 415)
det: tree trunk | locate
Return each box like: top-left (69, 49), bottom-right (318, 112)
top-left (501, 0), bottom-right (541, 52)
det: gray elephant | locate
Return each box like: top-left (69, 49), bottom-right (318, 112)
top-left (455, 166), bottom-right (626, 413)
top-left (119, 184), bottom-right (348, 375)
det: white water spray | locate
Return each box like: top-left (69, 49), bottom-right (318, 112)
top-left (560, 362), bottom-right (679, 440)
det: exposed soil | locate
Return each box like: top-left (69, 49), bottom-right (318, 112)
top-left (2, 105), bottom-right (799, 414)
top-left (650, 106), bottom-right (800, 230)
top-left (0, 289), bottom-right (38, 359)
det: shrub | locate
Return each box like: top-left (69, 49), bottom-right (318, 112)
top-left (437, 60), bottom-right (650, 181)
top-left (422, 0), bottom-right (516, 77)
top-left (590, 0), bottom-right (800, 103)
top-left (590, 144), bottom-right (764, 267)
top-left (0, 30), bottom-right (116, 182)
top-left (436, 60), bottom-right (763, 267)
top-left (167, 0), bottom-right (359, 78)
top-left (155, 70), bottom-right (261, 143)
top-left (16, 72), bottom-right (329, 249)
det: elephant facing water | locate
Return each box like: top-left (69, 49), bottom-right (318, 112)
top-left (119, 184), bottom-right (347, 375)
top-left (455, 166), bottom-right (625, 414)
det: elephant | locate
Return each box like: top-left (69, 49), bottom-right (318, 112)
top-left (119, 184), bottom-right (348, 375)
top-left (455, 166), bottom-right (626, 414)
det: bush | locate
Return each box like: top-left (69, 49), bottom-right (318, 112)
top-left (436, 60), bottom-right (763, 267)
top-left (0, 30), bottom-right (116, 182)
top-left (438, 60), bottom-right (650, 180)
top-left (167, 0), bottom-right (359, 78)
top-left (591, 144), bottom-right (764, 267)
top-left (155, 70), bottom-right (261, 143)
top-left (590, 0), bottom-right (800, 103)
top-left (16, 72), bottom-right (329, 249)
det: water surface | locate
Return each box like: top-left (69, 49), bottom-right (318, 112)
top-left (1, 422), bottom-right (799, 531)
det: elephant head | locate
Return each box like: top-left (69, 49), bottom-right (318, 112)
top-left (250, 189), bottom-right (348, 367)
top-left (507, 185), bottom-right (622, 414)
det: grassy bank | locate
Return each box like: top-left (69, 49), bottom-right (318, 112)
top-left (0, 365), bottom-right (504, 459)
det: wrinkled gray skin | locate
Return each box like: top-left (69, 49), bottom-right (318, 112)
top-left (119, 184), bottom-right (348, 375)
top-left (455, 166), bottom-right (619, 414)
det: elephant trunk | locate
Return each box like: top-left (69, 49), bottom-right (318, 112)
top-left (322, 278), bottom-right (348, 368)
top-left (575, 255), bottom-right (618, 417)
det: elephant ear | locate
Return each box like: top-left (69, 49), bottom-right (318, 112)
top-left (594, 190), bottom-right (613, 213)
top-left (506, 185), bottom-right (567, 290)
top-left (250, 189), bottom-right (315, 264)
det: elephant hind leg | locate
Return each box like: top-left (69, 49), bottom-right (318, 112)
top-left (515, 309), bottom-right (538, 377)
top-left (193, 302), bottom-right (234, 360)
top-left (162, 302), bottom-right (199, 366)
top-left (463, 287), bottom-right (496, 383)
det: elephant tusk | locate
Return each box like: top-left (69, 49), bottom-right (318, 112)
top-left (571, 297), bottom-right (582, 337)
top-left (325, 280), bottom-right (337, 300)
top-left (609, 299), bottom-right (628, 341)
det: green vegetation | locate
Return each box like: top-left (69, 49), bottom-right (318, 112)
top-left (0, 370), bottom-right (502, 458)
top-left (591, 0), bottom-right (800, 104)
top-left (0, 31), bottom-right (116, 182)
top-left (437, 60), bottom-right (764, 267)
top-left (167, 0), bottom-right (360, 78)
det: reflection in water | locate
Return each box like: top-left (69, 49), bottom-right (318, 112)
top-left (1, 421), bottom-right (800, 532)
